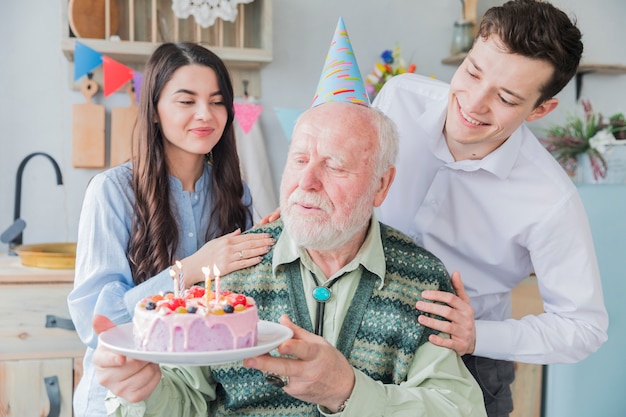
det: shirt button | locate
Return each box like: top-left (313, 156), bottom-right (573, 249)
top-left (188, 232), bottom-right (194, 238)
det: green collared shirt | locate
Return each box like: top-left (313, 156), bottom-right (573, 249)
top-left (272, 216), bottom-right (386, 345)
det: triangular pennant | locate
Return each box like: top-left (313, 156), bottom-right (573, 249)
top-left (103, 56), bottom-right (134, 97)
top-left (311, 17), bottom-right (369, 107)
top-left (74, 41), bottom-right (103, 81)
top-left (234, 102), bottom-right (263, 134)
top-left (132, 71), bottom-right (143, 104)
top-left (273, 107), bottom-right (304, 142)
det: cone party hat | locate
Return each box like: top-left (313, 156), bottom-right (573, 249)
top-left (311, 17), bottom-right (370, 107)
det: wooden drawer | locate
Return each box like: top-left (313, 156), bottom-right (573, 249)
top-left (0, 283), bottom-right (84, 361)
top-left (0, 357), bottom-right (78, 417)
top-left (0, 282), bottom-right (84, 416)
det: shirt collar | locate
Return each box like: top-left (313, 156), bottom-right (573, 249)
top-left (272, 214), bottom-right (386, 286)
top-left (168, 164), bottom-right (209, 193)
top-left (424, 98), bottom-right (523, 179)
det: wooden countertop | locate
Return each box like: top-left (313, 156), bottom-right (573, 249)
top-left (0, 253), bottom-right (74, 284)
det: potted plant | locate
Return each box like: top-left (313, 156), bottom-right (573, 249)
top-left (608, 113), bottom-right (626, 140)
top-left (540, 100), bottom-right (626, 182)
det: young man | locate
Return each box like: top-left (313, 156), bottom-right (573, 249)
top-left (373, 1), bottom-right (608, 416)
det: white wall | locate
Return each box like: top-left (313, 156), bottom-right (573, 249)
top-left (1, 0), bottom-right (625, 249)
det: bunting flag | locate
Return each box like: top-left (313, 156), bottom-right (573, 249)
top-left (74, 41), bottom-right (103, 81)
top-left (73, 42), bottom-right (142, 98)
top-left (102, 56), bottom-right (134, 97)
top-left (234, 102), bottom-right (263, 134)
top-left (132, 71), bottom-right (143, 104)
top-left (273, 107), bottom-right (304, 141)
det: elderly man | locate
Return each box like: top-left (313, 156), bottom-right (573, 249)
top-left (93, 100), bottom-right (486, 417)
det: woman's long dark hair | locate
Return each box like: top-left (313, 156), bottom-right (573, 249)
top-left (128, 42), bottom-right (252, 285)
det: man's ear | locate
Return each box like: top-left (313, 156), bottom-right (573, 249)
top-left (526, 98), bottom-right (559, 123)
top-left (373, 166), bottom-right (396, 208)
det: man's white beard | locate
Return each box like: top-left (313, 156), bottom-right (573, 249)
top-left (281, 189), bottom-right (373, 251)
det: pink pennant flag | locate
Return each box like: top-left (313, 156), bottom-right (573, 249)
top-left (234, 102), bottom-right (263, 134)
top-left (103, 56), bottom-right (134, 97)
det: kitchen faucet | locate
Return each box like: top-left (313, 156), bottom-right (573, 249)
top-left (0, 152), bottom-right (64, 255)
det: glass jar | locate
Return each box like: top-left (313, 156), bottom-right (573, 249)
top-left (450, 20), bottom-right (475, 55)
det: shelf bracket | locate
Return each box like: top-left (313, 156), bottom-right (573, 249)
top-left (575, 71), bottom-right (589, 102)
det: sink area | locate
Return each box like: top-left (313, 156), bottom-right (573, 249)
top-left (14, 242), bottom-right (77, 269)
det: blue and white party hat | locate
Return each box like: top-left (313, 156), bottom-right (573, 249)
top-left (311, 17), bottom-right (370, 107)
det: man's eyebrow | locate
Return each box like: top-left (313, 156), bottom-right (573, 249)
top-left (468, 56), bottom-right (526, 102)
top-left (501, 87), bottom-right (525, 102)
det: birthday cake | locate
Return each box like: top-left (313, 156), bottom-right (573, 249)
top-left (133, 285), bottom-right (259, 352)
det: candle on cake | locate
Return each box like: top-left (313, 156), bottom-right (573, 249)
top-left (213, 265), bottom-right (221, 305)
top-left (168, 268), bottom-right (180, 298)
top-left (175, 260), bottom-right (184, 296)
top-left (201, 265), bottom-right (211, 306)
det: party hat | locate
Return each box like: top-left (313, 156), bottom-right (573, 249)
top-left (311, 17), bottom-right (370, 107)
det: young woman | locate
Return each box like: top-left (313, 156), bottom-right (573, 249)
top-left (68, 42), bottom-right (275, 417)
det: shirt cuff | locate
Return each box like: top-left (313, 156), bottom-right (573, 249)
top-left (104, 379), bottom-right (165, 417)
top-left (105, 391), bottom-right (146, 417)
top-left (319, 368), bottom-right (386, 416)
top-left (473, 319), bottom-right (513, 359)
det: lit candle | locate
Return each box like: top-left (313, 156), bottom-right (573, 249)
top-left (169, 267), bottom-right (179, 298)
top-left (175, 260), bottom-right (184, 296)
top-left (201, 266), bottom-right (211, 306)
top-left (213, 265), bottom-right (221, 305)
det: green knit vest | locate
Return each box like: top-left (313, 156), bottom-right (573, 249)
top-left (209, 220), bottom-right (452, 416)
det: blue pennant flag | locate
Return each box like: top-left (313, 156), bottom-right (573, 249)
top-left (74, 41), bottom-right (103, 81)
top-left (273, 107), bottom-right (304, 142)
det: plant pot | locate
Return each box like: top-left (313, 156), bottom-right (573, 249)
top-left (576, 142), bottom-right (626, 184)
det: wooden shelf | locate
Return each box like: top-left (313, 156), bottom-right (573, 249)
top-left (575, 63), bottom-right (626, 100)
top-left (577, 63), bottom-right (626, 75)
top-left (441, 59), bottom-right (626, 75)
top-left (60, 38), bottom-right (272, 67)
top-left (60, 0), bottom-right (273, 97)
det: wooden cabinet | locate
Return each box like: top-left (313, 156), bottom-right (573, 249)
top-left (0, 358), bottom-right (78, 417)
top-left (60, 0), bottom-right (273, 98)
top-left (510, 275), bottom-right (544, 417)
top-left (0, 260), bottom-right (84, 417)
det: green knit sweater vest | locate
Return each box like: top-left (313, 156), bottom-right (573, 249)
top-left (209, 220), bottom-right (452, 416)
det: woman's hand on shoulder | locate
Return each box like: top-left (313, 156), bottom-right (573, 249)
top-left (183, 229), bottom-right (275, 285)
